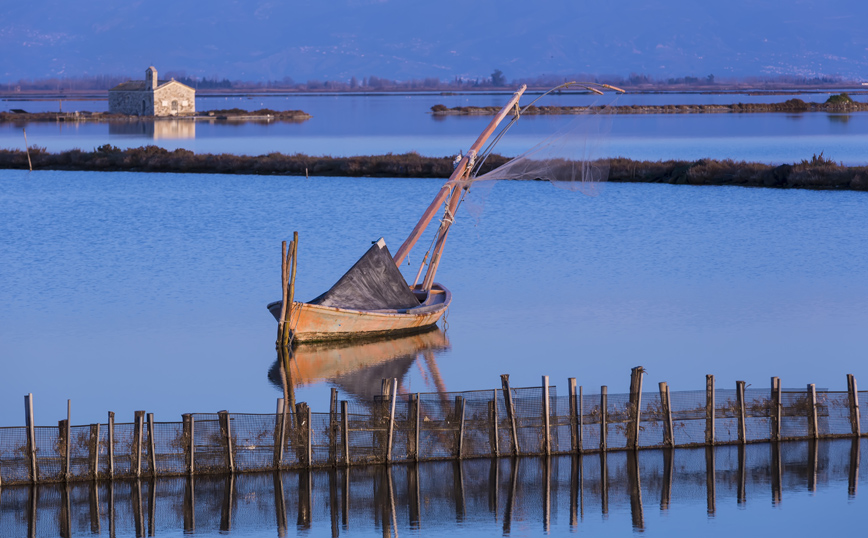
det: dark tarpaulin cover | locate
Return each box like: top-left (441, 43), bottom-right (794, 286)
top-left (308, 238), bottom-right (421, 311)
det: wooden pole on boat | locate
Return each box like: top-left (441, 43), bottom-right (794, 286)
top-left (283, 233), bottom-right (298, 348)
top-left (23, 128), bottom-right (33, 172)
top-left (420, 186), bottom-right (462, 291)
top-left (392, 85), bottom-right (527, 268)
top-left (277, 241), bottom-right (288, 346)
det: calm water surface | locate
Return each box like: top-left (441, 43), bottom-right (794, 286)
top-left (1, 93), bottom-right (867, 163)
top-left (0, 441), bottom-right (865, 537)
top-left (2, 170), bottom-right (867, 429)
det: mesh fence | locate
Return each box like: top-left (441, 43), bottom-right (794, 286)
top-left (0, 426), bottom-right (30, 483)
top-left (3, 382), bottom-right (867, 484)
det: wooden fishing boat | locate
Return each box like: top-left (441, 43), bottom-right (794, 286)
top-left (269, 86), bottom-right (528, 343)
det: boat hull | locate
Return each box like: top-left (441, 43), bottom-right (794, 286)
top-left (268, 284), bottom-right (451, 343)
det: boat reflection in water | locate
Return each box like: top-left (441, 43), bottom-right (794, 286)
top-left (268, 327), bottom-right (451, 408)
top-left (1, 439), bottom-right (864, 537)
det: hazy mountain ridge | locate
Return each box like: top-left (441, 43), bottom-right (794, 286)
top-left (2, 0), bottom-right (866, 83)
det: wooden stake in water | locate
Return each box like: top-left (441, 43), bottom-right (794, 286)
top-left (23, 128), bottom-right (32, 172)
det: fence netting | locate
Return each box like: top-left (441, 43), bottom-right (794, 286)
top-left (1, 383), bottom-right (866, 484)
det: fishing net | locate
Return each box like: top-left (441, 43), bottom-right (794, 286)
top-left (455, 94), bottom-right (618, 223)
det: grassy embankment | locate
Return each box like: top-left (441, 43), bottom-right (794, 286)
top-left (1, 145), bottom-right (866, 191)
top-left (0, 108), bottom-right (311, 123)
top-left (432, 94), bottom-right (868, 115)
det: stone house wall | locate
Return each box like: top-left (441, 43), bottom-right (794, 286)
top-left (153, 82), bottom-right (196, 116)
top-left (109, 90), bottom-right (154, 116)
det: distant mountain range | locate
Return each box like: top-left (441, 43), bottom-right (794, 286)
top-left (2, 0), bottom-right (866, 83)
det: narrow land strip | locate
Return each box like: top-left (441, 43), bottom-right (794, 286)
top-left (1, 146), bottom-right (866, 191)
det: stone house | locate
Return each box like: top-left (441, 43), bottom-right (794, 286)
top-left (108, 66), bottom-right (195, 116)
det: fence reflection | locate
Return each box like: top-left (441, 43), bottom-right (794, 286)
top-left (1, 438), bottom-right (864, 536)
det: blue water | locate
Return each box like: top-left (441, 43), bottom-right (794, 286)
top-left (2, 93), bottom-right (868, 164)
top-left (2, 170), bottom-right (867, 430)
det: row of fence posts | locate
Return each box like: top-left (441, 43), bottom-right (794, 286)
top-left (13, 371), bottom-right (864, 484)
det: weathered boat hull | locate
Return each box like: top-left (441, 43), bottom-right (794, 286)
top-left (268, 284), bottom-right (450, 343)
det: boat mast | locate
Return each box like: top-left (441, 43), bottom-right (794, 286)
top-left (392, 85), bottom-right (527, 269)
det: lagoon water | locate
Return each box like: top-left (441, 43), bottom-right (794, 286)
top-left (2, 170), bottom-right (867, 429)
top-left (2, 92), bottom-right (868, 164)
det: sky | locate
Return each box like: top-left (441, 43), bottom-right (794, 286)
top-left (1, 0), bottom-right (867, 83)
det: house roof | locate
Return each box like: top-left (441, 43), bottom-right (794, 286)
top-left (109, 79), bottom-right (195, 92)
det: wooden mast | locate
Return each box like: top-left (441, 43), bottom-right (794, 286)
top-left (392, 85), bottom-right (527, 268)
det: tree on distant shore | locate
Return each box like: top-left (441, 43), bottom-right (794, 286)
top-left (491, 69), bottom-right (506, 86)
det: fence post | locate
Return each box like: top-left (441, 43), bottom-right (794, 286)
top-left (489, 392), bottom-right (499, 457)
top-left (659, 382), bottom-right (674, 448)
top-left (500, 374), bottom-right (520, 456)
top-left (847, 374), bottom-right (861, 436)
top-left (628, 367), bottom-right (644, 450)
top-left (25, 394), bottom-right (38, 483)
top-left (341, 401), bottom-right (350, 467)
top-left (600, 386), bottom-right (608, 452)
top-left (542, 376), bottom-right (551, 456)
top-left (183, 414), bottom-right (194, 476)
top-left (273, 399), bottom-right (284, 469)
top-left (458, 397), bottom-right (467, 459)
top-left (147, 413), bottom-right (157, 477)
top-left (306, 406), bottom-right (313, 467)
top-left (771, 377), bottom-right (782, 441)
top-left (579, 386), bottom-right (584, 453)
top-left (59, 419), bottom-right (69, 482)
top-left (89, 424), bottom-right (100, 480)
top-left (386, 378), bottom-right (398, 463)
top-left (568, 378), bottom-right (577, 453)
top-left (329, 389), bottom-right (339, 466)
top-left (218, 411), bottom-right (235, 474)
top-left (65, 400), bottom-right (71, 481)
top-left (133, 410), bottom-right (145, 479)
top-left (807, 384), bottom-right (819, 439)
top-left (107, 412), bottom-right (114, 480)
top-left (736, 381), bottom-right (746, 444)
top-left (705, 375), bottom-right (715, 445)
top-left (414, 393), bottom-right (422, 461)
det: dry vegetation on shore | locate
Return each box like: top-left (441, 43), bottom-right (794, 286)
top-left (1, 146), bottom-right (866, 191)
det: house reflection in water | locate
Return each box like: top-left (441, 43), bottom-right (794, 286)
top-left (108, 119), bottom-right (195, 140)
top-left (268, 327), bottom-right (450, 407)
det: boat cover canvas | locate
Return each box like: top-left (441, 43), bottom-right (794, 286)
top-left (308, 238), bottom-right (421, 311)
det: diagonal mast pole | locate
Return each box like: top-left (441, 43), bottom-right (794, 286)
top-left (392, 85), bottom-right (527, 269)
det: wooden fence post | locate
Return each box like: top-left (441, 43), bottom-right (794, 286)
top-left (628, 367), bottom-right (644, 450)
top-left (771, 377), bottom-right (782, 441)
top-left (182, 414), bottom-right (194, 476)
top-left (659, 382), bottom-right (674, 448)
top-left (107, 412), bottom-right (114, 480)
top-left (273, 399), bottom-right (284, 469)
top-left (705, 375), bottom-right (715, 445)
top-left (500, 375), bottom-right (520, 456)
top-left (807, 384), bottom-right (819, 439)
top-left (542, 376), bottom-right (551, 456)
top-left (133, 410), bottom-right (145, 479)
top-left (414, 393), bottom-right (422, 461)
top-left (329, 389), bottom-right (339, 466)
top-left (25, 394), bottom-right (37, 483)
top-left (600, 386), bottom-right (608, 452)
top-left (568, 378), bottom-right (577, 453)
top-left (489, 391), bottom-right (499, 457)
top-left (458, 397), bottom-right (467, 459)
top-left (65, 400), bottom-right (71, 481)
top-left (147, 413), bottom-right (157, 477)
top-left (218, 411), bottom-right (235, 474)
top-left (341, 401), bottom-right (350, 467)
top-left (736, 381), bottom-right (746, 444)
top-left (89, 424), bottom-right (100, 480)
top-left (59, 419), bottom-right (69, 482)
top-left (847, 374), bottom-right (861, 436)
top-left (579, 386), bottom-right (584, 453)
top-left (386, 378), bottom-right (398, 463)
top-left (306, 406), bottom-right (313, 467)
